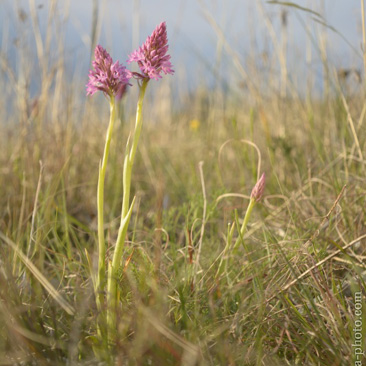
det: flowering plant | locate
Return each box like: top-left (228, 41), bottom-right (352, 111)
top-left (86, 22), bottom-right (173, 346)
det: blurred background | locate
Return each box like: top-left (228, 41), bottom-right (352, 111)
top-left (0, 0), bottom-right (364, 102)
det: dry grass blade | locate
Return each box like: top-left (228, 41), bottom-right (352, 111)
top-left (199, 2), bottom-right (259, 99)
top-left (263, 185), bottom-right (348, 303)
top-left (303, 184), bottom-right (347, 246)
top-left (266, 1), bottom-right (324, 19)
top-left (0, 232), bottom-right (75, 316)
top-left (266, 233), bottom-right (366, 304)
top-left (338, 88), bottom-right (365, 167)
top-left (218, 139), bottom-right (262, 181)
top-left (193, 161), bottom-right (207, 283)
top-left (27, 161), bottom-right (43, 258)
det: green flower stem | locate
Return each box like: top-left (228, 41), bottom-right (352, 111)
top-left (96, 96), bottom-right (116, 314)
top-left (232, 198), bottom-right (256, 254)
top-left (106, 79), bottom-right (149, 343)
top-left (121, 79), bottom-right (148, 219)
top-left (106, 198), bottom-right (135, 341)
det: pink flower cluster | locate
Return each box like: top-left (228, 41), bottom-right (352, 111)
top-left (86, 22), bottom-right (174, 99)
top-left (127, 22), bottom-right (174, 81)
top-left (86, 45), bottom-right (131, 100)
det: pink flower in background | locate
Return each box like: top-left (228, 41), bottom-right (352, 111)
top-left (250, 173), bottom-right (266, 202)
top-left (127, 21), bottom-right (174, 81)
top-left (86, 45), bottom-right (131, 99)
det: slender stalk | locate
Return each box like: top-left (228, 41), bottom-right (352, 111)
top-left (122, 79), bottom-right (148, 219)
top-left (233, 198), bottom-right (256, 253)
top-left (107, 79), bottom-right (149, 343)
top-left (96, 96), bottom-right (116, 315)
top-left (106, 198), bottom-right (135, 342)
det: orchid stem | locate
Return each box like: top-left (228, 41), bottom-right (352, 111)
top-left (233, 198), bottom-right (256, 254)
top-left (107, 79), bottom-right (149, 343)
top-left (121, 79), bottom-right (148, 219)
top-left (96, 96), bottom-right (116, 336)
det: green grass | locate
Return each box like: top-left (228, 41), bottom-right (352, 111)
top-left (1, 2), bottom-right (366, 365)
top-left (1, 90), bottom-right (365, 365)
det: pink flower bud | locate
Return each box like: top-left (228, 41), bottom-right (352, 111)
top-left (250, 173), bottom-right (266, 202)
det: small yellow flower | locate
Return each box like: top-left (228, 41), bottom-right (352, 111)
top-left (189, 118), bottom-right (200, 131)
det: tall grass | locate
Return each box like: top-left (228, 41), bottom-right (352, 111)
top-left (0, 1), bottom-right (365, 365)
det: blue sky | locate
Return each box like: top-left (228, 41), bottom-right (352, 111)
top-left (0, 0), bottom-right (364, 94)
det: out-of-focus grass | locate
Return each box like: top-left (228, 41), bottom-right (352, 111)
top-left (0, 1), bottom-right (365, 365)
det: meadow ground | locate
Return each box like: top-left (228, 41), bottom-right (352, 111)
top-left (0, 2), bottom-right (366, 365)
